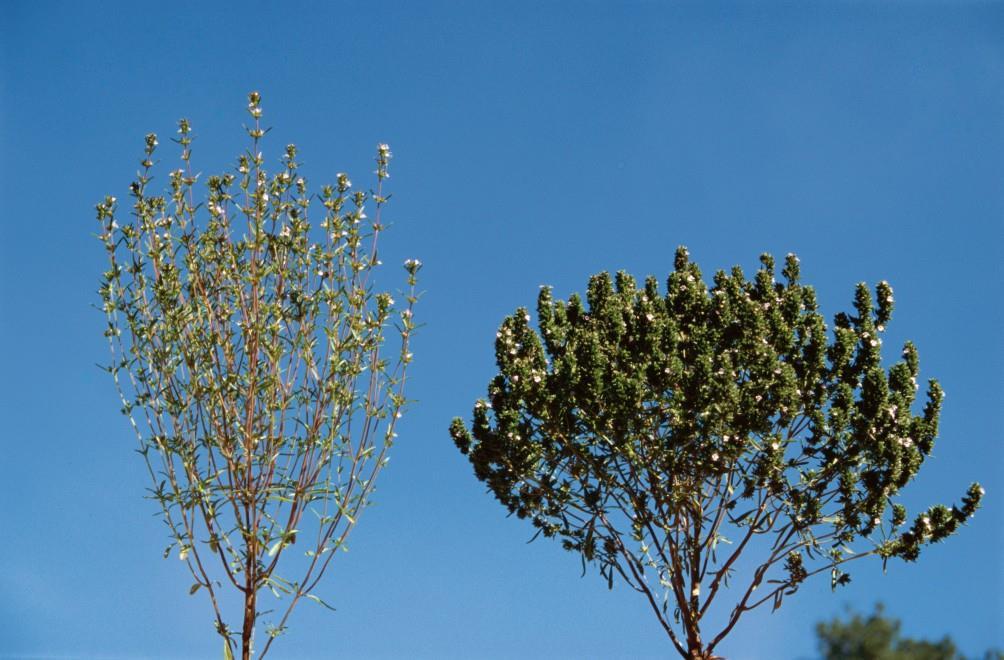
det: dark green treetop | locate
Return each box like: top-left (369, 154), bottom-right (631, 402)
top-left (816, 604), bottom-right (1002, 660)
top-left (450, 247), bottom-right (982, 659)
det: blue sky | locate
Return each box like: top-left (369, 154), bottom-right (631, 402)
top-left (1, 1), bottom-right (1002, 658)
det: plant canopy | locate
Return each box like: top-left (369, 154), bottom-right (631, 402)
top-left (451, 247), bottom-right (982, 659)
top-left (97, 92), bottom-right (419, 659)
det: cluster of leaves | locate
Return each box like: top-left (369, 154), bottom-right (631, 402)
top-left (97, 92), bottom-right (419, 658)
top-left (451, 247), bottom-right (981, 658)
top-left (816, 604), bottom-right (1002, 660)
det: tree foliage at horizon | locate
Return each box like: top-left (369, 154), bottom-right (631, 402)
top-left (451, 247), bottom-right (983, 659)
top-left (97, 92), bottom-right (420, 659)
top-left (816, 604), bottom-right (1003, 660)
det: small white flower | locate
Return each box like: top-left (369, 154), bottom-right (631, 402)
top-left (873, 517), bottom-right (881, 526)
top-left (646, 313), bottom-right (655, 322)
top-left (877, 324), bottom-right (885, 332)
top-left (771, 441), bottom-right (779, 451)
top-left (524, 313), bottom-right (531, 322)
top-left (533, 374), bottom-right (542, 383)
top-left (711, 452), bottom-right (719, 462)
top-left (511, 374), bottom-right (519, 382)
top-left (870, 339), bottom-right (878, 347)
top-left (691, 585), bottom-right (700, 597)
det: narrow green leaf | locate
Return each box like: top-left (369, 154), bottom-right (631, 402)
top-left (305, 593), bottom-right (337, 611)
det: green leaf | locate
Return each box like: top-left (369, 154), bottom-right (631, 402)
top-left (223, 639), bottom-right (234, 660)
top-left (305, 593), bottom-right (337, 611)
top-left (189, 582), bottom-right (202, 595)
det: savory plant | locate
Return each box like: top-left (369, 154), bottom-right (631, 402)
top-left (97, 92), bottom-right (419, 659)
top-left (451, 247), bottom-right (981, 659)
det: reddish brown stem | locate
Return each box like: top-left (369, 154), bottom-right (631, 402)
top-left (242, 585), bottom-right (256, 660)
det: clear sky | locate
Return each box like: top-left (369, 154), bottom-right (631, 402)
top-left (1, 2), bottom-right (1002, 659)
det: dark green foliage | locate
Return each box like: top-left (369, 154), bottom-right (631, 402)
top-left (816, 605), bottom-right (1002, 660)
top-left (451, 247), bottom-right (982, 658)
